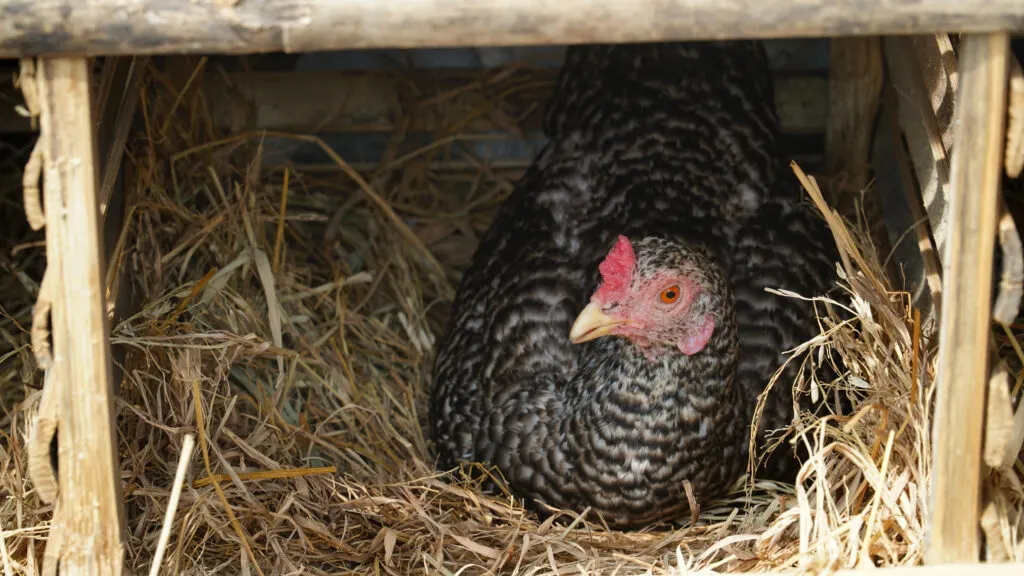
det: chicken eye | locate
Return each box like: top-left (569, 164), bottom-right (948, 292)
top-left (659, 285), bottom-right (680, 304)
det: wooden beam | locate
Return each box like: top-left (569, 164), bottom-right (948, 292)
top-left (822, 37), bottom-right (895, 283)
top-left (926, 33), bottom-right (1009, 565)
top-left (36, 57), bottom-right (126, 574)
top-left (825, 37), bottom-right (884, 189)
top-left (0, 1), bottom-right (1022, 58)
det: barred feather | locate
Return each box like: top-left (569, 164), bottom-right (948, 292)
top-left (429, 41), bottom-right (838, 528)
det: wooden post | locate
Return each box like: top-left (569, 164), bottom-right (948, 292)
top-left (926, 33), bottom-right (1009, 565)
top-left (825, 37), bottom-right (884, 191)
top-left (822, 37), bottom-right (894, 280)
top-left (37, 57), bottom-right (126, 574)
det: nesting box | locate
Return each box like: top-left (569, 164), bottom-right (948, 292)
top-left (0, 2), bottom-right (1022, 575)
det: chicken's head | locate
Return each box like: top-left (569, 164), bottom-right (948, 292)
top-left (569, 234), bottom-right (728, 356)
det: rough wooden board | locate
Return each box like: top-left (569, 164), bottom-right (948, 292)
top-left (926, 32), bottom-right (1009, 565)
top-left (825, 37), bottom-right (884, 189)
top-left (36, 56), bottom-right (126, 575)
top-left (0, 1), bottom-right (1022, 58)
top-left (822, 37), bottom-right (895, 284)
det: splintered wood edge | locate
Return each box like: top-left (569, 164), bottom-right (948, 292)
top-left (37, 57), bottom-right (127, 574)
top-left (926, 33), bottom-right (1010, 565)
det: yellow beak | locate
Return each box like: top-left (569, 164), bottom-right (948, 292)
top-left (569, 302), bottom-right (627, 344)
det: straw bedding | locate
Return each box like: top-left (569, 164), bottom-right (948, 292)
top-left (0, 56), bottom-right (1022, 575)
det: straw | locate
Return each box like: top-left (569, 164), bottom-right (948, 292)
top-left (0, 54), bottom-right (1020, 574)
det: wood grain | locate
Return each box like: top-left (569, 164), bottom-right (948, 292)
top-left (825, 37), bottom-right (883, 189)
top-left (0, 0), bottom-right (1022, 58)
top-left (822, 37), bottom-right (894, 282)
top-left (926, 32), bottom-right (1009, 565)
top-left (37, 57), bottom-right (126, 575)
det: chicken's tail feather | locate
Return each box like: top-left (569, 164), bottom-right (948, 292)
top-left (542, 40), bottom-right (776, 141)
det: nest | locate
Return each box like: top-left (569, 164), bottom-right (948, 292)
top-left (0, 55), bottom-right (1022, 575)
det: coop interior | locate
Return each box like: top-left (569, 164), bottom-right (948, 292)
top-left (0, 35), bottom-right (1022, 575)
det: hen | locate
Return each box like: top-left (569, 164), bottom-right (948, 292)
top-left (429, 41), bottom-right (839, 528)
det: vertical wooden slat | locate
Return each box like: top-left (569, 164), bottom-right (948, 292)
top-left (822, 36), bottom-right (894, 280)
top-left (37, 57), bottom-right (126, 575)
top-left (926, 33), bottom-right (1010, 565)
top-left (825, 37), bottom-right (884, 191)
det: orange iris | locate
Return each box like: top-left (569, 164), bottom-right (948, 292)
top-left (660, 285), bottom-right (680, 304)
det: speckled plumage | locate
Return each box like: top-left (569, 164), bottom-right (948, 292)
top-left (428, 41), bottom-right (839, 528)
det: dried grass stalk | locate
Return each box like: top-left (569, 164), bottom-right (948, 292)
top-left (0, 55), bottom-right (1021, 575)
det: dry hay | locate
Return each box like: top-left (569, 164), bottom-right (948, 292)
top-left (0, 55), bottom-right (1022, 576)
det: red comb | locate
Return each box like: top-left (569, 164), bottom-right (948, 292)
top-left (595, 235), bottom-right (635, 301)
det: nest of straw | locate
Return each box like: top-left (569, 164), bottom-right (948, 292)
top-left (0, 55), bottom-right (1022, 575)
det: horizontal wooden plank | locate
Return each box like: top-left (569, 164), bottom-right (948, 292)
top-left (202, 70), bottom-right (827, 135)
top-left (0, 1), bottom-right (1021, 58)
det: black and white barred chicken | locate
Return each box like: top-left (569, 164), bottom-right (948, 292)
top-left (428, 40), bottom-right (839, 528)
